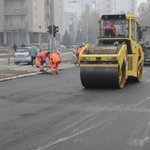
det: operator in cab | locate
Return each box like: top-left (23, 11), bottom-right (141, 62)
top-left (104, 21), bottom-right (117, 37)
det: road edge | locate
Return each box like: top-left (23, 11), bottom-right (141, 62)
top-left (0, 66), bottom-right (75, 82)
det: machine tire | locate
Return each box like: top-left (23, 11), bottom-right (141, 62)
top-left (129, 63), bottom-right (143, 82)
top-left (118, 61), bottom-right (126, 88)
top-left (136, 63), bottom-right (143, 82)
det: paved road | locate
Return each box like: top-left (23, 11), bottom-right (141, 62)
top-left (1, 66), bottom-right (150, 150)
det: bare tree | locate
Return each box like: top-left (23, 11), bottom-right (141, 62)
top-left (138, 0), bottom-right (150, 26)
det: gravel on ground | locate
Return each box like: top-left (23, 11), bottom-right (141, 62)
top-left (0, 70), bottom-right (36, 79)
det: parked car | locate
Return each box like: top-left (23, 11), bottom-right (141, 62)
top-left (70, 42), bottom-right (86, 49)
top-left (14, 47), bottom-right (40, 65)
top-left (144, 46), bottom-right (150, 65)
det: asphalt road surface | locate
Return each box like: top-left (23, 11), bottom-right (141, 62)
top-left (1, 66), bottom-right (150, 150)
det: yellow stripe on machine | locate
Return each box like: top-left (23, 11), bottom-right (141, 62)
top-left (80, 64), bottom-right (118, 67)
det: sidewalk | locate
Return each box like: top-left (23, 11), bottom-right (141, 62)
top-left (0, 62), bottom-right (76, 82)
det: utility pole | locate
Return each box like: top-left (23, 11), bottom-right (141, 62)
top-left (51, 0), bottom-right (54, 53)
top-left (39, 26), bottom-right (42, 51)
top-left (86, 4), bottom-right (89, 43)
top-left (10, 24), bottom-right (13, 48)
top-left (47, 0), bottom-right (50, 52)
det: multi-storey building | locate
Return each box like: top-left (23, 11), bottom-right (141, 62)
top-left (0, 0), bottom-right (64, 47)
top-left (129, 0), bottom-right (138, 14)
top-left (64, 12), bottom-right (78, 40)
top-left (96, 0), bottom-right (113, 15)
top-left (63, 0), bottom-right (78, 41)
top-left (97, 0), bottom-right (138, 15)
top-left (115, 0), bottom-right (137, 14)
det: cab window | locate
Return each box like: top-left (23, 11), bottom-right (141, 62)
top-left (131, 20), bottom-right (135, 40)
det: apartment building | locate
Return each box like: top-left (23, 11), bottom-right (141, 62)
top-left (96, 0), bottom-right (113, 15)
top-left (97, 0), bottom-right (137, 15)
top-left (115, 0), bottom-right (137, 14)
top-left (0, 0), bottom-right (64, 47)
top-left (64, 12), bottom-right (78, 40)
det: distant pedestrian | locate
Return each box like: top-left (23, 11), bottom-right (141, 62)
top-left (75, 44), bottom-right (85, 65)
top-left (13, 43), bottom-right (17, 52)
top-left (29, 44), bottom-right (38, 66)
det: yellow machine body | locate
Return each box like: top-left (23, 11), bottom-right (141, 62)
top-left (79, 14), bottom-right (144, 88)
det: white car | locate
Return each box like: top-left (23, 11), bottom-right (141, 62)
top-left (14, 47), bottom-right (31, 64)
top-left (70, 42), bottom-right (86, 48)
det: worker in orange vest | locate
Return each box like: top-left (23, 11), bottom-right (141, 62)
top-left (37, 51), bottom-right (51, 71)
top-left (48, 52), bottom-right (61, 74)
top-left (75, 44), bottom-right (85, 65)
top-left (104, 22), bottom-right (117, 37)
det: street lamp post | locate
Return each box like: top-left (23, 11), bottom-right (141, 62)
top-left (10, 23), bottom-right (13, 47)
top-left (86, 4), bottom-right (89, 43)
top-left (50, 0), bottom-right (54, 53)
top-left (39, 25), bottom-right (42, 50)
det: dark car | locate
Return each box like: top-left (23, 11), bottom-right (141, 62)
top-left (143, 45), bottom-right (150, 65)
top-left (70, 42), bottom-right (86, 49)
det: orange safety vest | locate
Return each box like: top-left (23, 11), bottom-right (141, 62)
top-left (49, 53), bottom-right (61, 64)
top-left (77, 47), bottom-right (84, 54)
top-left (37, 51), bottom-right (47, 60)
top-left (104, 23), bottom-right (116, 35)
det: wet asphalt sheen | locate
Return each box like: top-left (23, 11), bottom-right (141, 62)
top-left (1, 66), bottom-right (150, 150)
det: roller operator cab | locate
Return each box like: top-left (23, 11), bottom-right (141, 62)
top-left (79, 14), bottom-right (144, 88)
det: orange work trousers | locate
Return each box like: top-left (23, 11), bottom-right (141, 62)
top-left (37, 57), bottom-right (45, 71)
top-left (50, 62), bottom-right (59, 74)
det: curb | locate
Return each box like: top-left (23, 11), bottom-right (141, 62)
top-left (0, 72), bottom-right (41, 82)
top-left (0, 65), bottom-right (75, 82)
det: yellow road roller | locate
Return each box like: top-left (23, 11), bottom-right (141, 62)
top-left (79, 14), bottom-right (144, 88)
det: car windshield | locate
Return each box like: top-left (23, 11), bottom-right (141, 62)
top-left (16, 48), bottom-right (30, 53)
top-left (99, 19), bottom-right (129, 38)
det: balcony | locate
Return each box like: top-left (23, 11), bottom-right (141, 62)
top-left (4, 22), bottom-right (28, 31)
top-left (4, 7), bottom-right (27, 15)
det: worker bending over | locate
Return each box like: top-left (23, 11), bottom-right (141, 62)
top-left (48, 52), bottom-right (61, 74)
top-left (37, 51), bottom-right (51, 72)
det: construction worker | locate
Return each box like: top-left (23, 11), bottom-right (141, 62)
top-left (104, 22), bottom-right (117, 37)
top-left (75, 44), bottom-right (85, 65)
top-left (48, 52), bottom-right (61, 74)
top-left (37, 51), bottom-right (51, 72)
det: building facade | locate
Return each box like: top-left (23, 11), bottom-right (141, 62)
top-left (63, 0), bottom-right (79, 41)
top-left (0, 0), bottom-right (64, 47)
top-left (64, 12), bottom-right (78, 40)
top-left (97, 0), bottom-right (137, 15)
top-left (115, 0), bottom-right (137, 14)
